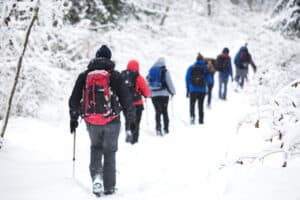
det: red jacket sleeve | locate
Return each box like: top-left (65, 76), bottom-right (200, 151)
top-left (136, 75), bottom-right (151, 97)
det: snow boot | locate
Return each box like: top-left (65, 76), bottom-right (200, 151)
top-left (92, 175), bottom-right (102, 197)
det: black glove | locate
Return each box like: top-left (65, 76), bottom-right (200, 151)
top-left (70, 120), bottom-right (78, 134)
top-left (186, 91), bottom-right (190, 98)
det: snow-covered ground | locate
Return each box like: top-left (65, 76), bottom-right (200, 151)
top-left (1, 1), bottom-right (300, 200)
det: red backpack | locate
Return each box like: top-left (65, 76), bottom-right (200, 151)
top-left (84, 70), bottom-right (117, 125)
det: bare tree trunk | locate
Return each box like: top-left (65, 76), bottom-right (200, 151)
top-left (0, 5), bottom-right (39, 148)
top-left (160, 6), bottom-right (169, 26)
top-left (207, 0), bottom-right (212, 16)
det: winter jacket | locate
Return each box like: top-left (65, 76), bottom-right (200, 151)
top-left (217, 53), bottom-right (233, 80)
top-left (148, 57), bottom-right (176, 97)
top-left (185, 60), bottom-right (213, 93)
top-left (69, 57), bottom-right (136, 123)
top-left (126, 60), bottom-right (151, 105)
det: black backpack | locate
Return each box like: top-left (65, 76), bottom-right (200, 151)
top-left (190, 65), bottom-right (206, 87)
top-left (216, 55), bottom-right (227, 72)
top-left (121, 70), bottom-right (141, 102)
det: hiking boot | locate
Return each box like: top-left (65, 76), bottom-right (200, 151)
top-left (104, 188), bottom-right (116, 195)
top-left (164, 128), bottom-right (169, 134)
top-left (156, 129), bottom-right (163, 136)
top-left (92, 175), bottom-right (102, 196)
top-left (190, 117), bottom-right (195, 125)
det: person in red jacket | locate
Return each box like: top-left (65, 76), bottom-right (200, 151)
top-left (122, 59), bottom-right (151, 144)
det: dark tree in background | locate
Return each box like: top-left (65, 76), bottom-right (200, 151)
top-left (271, 0), bottom-right (300, 38)
top-left (64, 0), bottom-right (127, 25)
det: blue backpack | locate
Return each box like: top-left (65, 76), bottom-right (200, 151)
top-left (147, 66), bottom-right (165, 91)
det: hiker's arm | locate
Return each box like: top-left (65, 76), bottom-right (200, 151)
top-left (250, 58), bottom-right (257, 73)
top-left (69, 72), bottom-right (85, 120)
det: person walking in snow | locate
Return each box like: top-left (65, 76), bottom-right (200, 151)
top-left (204, 57), bottom-right (216, 108)
top-left (216, 47), bottom-right (233, 100)
top-left (186, 53), bottom-right (213, 124)
top-left (121, 59), bottom-right (151, 144)
top-left (234, 45), bottom-right (257, 89)
top-left (147, 57), bottom-right (176, 136)
top-left (68, 45), bottom-right (136, 196)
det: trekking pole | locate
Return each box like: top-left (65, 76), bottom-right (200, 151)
top-left (72, 130), bottom-right (76, 178)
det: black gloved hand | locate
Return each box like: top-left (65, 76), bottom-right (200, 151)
top-left (70, 120), bottom-right (78, 134)
top-left (186, 91), bottom-right (190, 98)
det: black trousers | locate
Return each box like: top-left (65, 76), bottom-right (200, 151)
top-left (125, 105), bottom-right (143, 143)
top-left (207, 84), bottom-right (214, 106)
top-left (151, 96), bottom-right (169, 131)
top-left (190, 92), bottom-right (206, 123)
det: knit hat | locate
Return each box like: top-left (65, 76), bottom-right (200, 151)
top-left (196, 53), bottom-right (204, 61)
top-left (95, 45), bottom-right (112, 59)
top-left (222, 47), bottom-right (229, 54)
top-left (153, 57), bottom-right (166, 67)
top-left (127, 59), bottom-right (139, 72)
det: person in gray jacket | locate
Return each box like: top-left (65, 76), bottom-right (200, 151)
top-left (147, 57), bottom-right (176, 136)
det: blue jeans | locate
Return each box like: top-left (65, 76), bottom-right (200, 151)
top-left (219, 77), bottom-right (228, 99)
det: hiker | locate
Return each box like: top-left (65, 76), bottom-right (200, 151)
top-left (204, 57), bottom-right (216, 108)
top-left (68, 45), bottom-right (136, 196)
top-left (234, 45), bottom-right (257, 89)
top-left (186, 53), bottom-right (213, 124)
top-left (121, 59), bottom-right (151, 144)
top-left (216, 47), bottom-right (233, 100)
top-left (147, 57), bottom-right (176, 136)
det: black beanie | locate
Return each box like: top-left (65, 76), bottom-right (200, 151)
top-left (96, 45), bottom-right (112, 59)
top-left (222, 47), bottom-right (229, 54)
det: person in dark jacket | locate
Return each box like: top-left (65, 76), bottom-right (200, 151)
top-left (234, 45), bottom-right (257, 89)
top-left (186, 53), bottom-right (213, 124)
top-left (216, 47), bottom-right (233, 100)
top-left (69, 45), bottom-right (136, 196)
top-left (147, 57), bottom-right (176, 136)
top-left (123, 59), bottom-right (151, 144)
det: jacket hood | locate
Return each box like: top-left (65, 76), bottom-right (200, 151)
top-left (153, 57), bottom-right (165, 67)
top-left (127, 59), bottom-right (139, 72)
top-left (87, 57), bottom-right (115, 71)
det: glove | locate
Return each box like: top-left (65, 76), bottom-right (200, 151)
top-left (186, 91), bottom-right (190, 98)
top-left (70, 120), bottom-right (78, 134)
top-left (231, 76), bottom-right (234, 82)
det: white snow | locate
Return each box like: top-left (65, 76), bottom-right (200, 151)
top-left (1, 0), bottom-right (300, 200)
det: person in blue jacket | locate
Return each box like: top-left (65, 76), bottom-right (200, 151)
top-left (186, 53), bottom-right (213, 124)
top-left (216, 47), bottom-right (233, 100)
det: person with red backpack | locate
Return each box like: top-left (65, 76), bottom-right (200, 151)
top-left (186, 53), bottom-right (213, 124)
top-left (234, 45), bottom-right (257, 89)
top-left (68, 45), bottom-right (136, 197)
top-left (121, 59), bottom-right (151, 144)
top-left (216, 47), bottom-right (233, 100)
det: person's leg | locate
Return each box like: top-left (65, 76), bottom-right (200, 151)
top-left (223, 77), bottom-right (229, 100)
top-left (161, 96), bottom-right (170, 133)
top-left (190, 92), bottom-right (197, 124)
top-left (207, 84), bottom-right (213, 107)
top-left (133, 105), bottom-right (143, 143)
top-left (151, 97), bottom-right (162, 133)
top-left (218, 77), bottom-right (222, 99)
top-left (87, 123), bottom-right (104, 181)
top-left (198, 93), bottom-right (206, 124)
top-left (102, 120), bottom-right (121, 193)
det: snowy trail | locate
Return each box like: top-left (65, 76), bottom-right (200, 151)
top-left (0, 82), bottom-right (252, 200)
